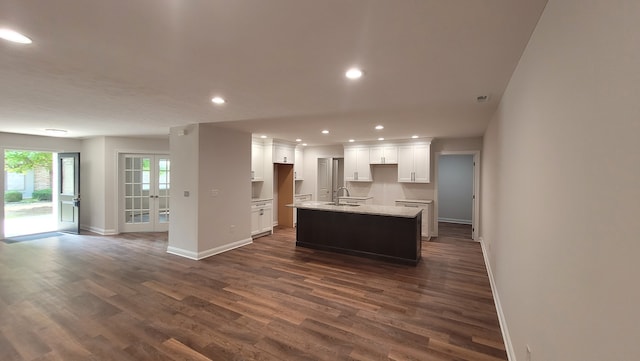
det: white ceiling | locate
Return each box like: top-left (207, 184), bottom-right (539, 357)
top-left (0, 0), bottom-right (547, 145)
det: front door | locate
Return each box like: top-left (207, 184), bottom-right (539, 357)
top-left (57, 152), bottom-right (80, 234)
top-left (120, 154), bottom-right (170, 232)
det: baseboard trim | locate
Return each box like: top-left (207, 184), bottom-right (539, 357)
top-left (479, 237), bottom-right (515, 361)
top-left (80, 225), bottom-right (118, 236)
top-left (438, 218), bottom-right (472, 225)
top-left (166, 246), bottom-right (199, 260)
top-left (197, 237), bottom-right (253, 260)
top-left (167, 237), bottom-right (253, 261)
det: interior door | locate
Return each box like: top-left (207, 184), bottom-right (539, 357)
top-left (121, 154), bottom-right (170, 232)
top-left (317, 158), bottom-right (331, 202)
top-left (57, 152), bottom-right (80, 234)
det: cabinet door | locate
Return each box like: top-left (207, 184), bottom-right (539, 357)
top-left (370, 146), bottom-right (398, 164)
top-left (274, 144), bottom-right (294, 164)
top-left (412, 144), bottom-right (430, 183)
top-left (294, 148), bottom-right (304, 180)
top-left (344, 148), bottom-right (357, 181)
top-left (261, 207), bottom-right (273, 233)
top-left (355, 148), bottom-right (371, 181)
top-left (397, 145), bottom-right (414, 182)
top-left (251, 207), bottom-right (261, 235)
top-left (383, 146), bottom-right (398, 164)
top-left (251, 143), bottom-right (264, 181)
top-left (369, 147), bottom-right (384, 164)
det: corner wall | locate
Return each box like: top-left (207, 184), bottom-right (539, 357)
top-left (168, 124), bottom-right (252, 259)
top-left (481, 0), bottom-right (640, 360)
top-left (197, 124), bottom-right (252, 254)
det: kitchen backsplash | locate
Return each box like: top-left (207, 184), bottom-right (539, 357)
top-left (347, 165), bottom-right (434, 206)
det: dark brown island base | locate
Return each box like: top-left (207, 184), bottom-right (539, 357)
top-left (291, 202), bottom-right (422, 265)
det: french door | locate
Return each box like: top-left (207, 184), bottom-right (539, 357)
top-left (120, 154), bottom-right (170, 232)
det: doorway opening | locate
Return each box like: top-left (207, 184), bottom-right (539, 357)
top-left (3, 150), bottom-right (56, 237)
top-left (317, 157), bottom-right (344, 203)
top-left (275, 163), bottom-right (294, 228)
top-left (436, 152), bottom-right (479, 241)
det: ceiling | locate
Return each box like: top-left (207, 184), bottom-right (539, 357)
top-left (0, 0), bottom-right (547, 146)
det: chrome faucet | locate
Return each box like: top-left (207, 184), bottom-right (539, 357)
top-left (337, 187), bottom-right (350, 197)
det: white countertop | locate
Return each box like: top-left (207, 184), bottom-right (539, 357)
top-left (289, 201), bottom-right (421, 218)
top-left (396, 199), bottom-right (433, 204)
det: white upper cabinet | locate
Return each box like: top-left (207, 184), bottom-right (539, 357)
top-left (369, 145), bottom-right (398, 164)
top-left (294, 147), bottom-right (304, 180)
top-left (397, 143), bottom-right (431, 183)
top-left (273, 141), bottom-right (295, 164)
top-left (344, 147), bottom-right (372, 182)
top-left (251, 140), bottom-right (264, 182)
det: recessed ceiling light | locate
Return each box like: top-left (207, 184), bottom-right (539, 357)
top-left (322, 130), bottom-right (329, 134)
top-left (0, 28), bottom-right (32, 44)
top-left (345, 67), bottom-right (363, 79)
top-left (411, 135), bottom-right (419, 139)
top-left (302, 143), bottom-right (308, 146)
top-left (295, 138), bottom-right (302, 142)
top-left (375, 125), bottom-right (384, 130)
top-left (260, 135), bottom-right (267, 139)
top-left (378, 137), bottom-right (384, 141)
top-left (211, 96), bottom-right (226, 105)
top-left (45, 128), bottom-right (67, 135)
top-left (348, 139), bottom-right (355, 142)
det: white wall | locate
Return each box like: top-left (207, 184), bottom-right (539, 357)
top-left (80, 137), bottom-right (106, 233)
top-left (481, 1), bottom-right (640, 360)
top-left (79, 136), bottom-right (169, 234)
top-left (168, 125), bottom-right (200, 254)
top-left (0, 132), bottom-right (82, 238)
top-left (438, 154), bottom-right (474, 224)
top-left (168, 124), bottom-right (252, 259)
top-left (197, 124), bottom-right (251, 252)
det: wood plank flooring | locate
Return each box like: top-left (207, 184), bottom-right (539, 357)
top-left (0, 228), bottom-right (506, 360)
top-left (436, 222), bottom-right (473, 242)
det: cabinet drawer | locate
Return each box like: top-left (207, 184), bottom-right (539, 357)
top-left (251, 201), bottom-right (272, 209)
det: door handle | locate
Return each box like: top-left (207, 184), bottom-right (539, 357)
top-left (73, 197), bottom-right (81, 207)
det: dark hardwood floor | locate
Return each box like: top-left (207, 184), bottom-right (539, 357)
top-left (0, 227), bottom-right (505, 360)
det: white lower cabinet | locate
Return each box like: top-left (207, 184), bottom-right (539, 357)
top-left (251, 200), bottom-right (273, 237)
top-left (395, 200), bottom-right (432, 240)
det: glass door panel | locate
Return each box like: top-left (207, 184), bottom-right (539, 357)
top-left (157, 157), bottom-right (170, 224)
top-left (121, 154), bottom-right (169, 232)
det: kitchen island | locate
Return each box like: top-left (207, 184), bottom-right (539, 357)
top-left (290, 201), bottom-right (422, 265)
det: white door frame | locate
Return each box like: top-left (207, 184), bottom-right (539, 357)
top-left (434, 150), bottom-right (480, 241)
top-left (118, 153), bottom-right (170, 232)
